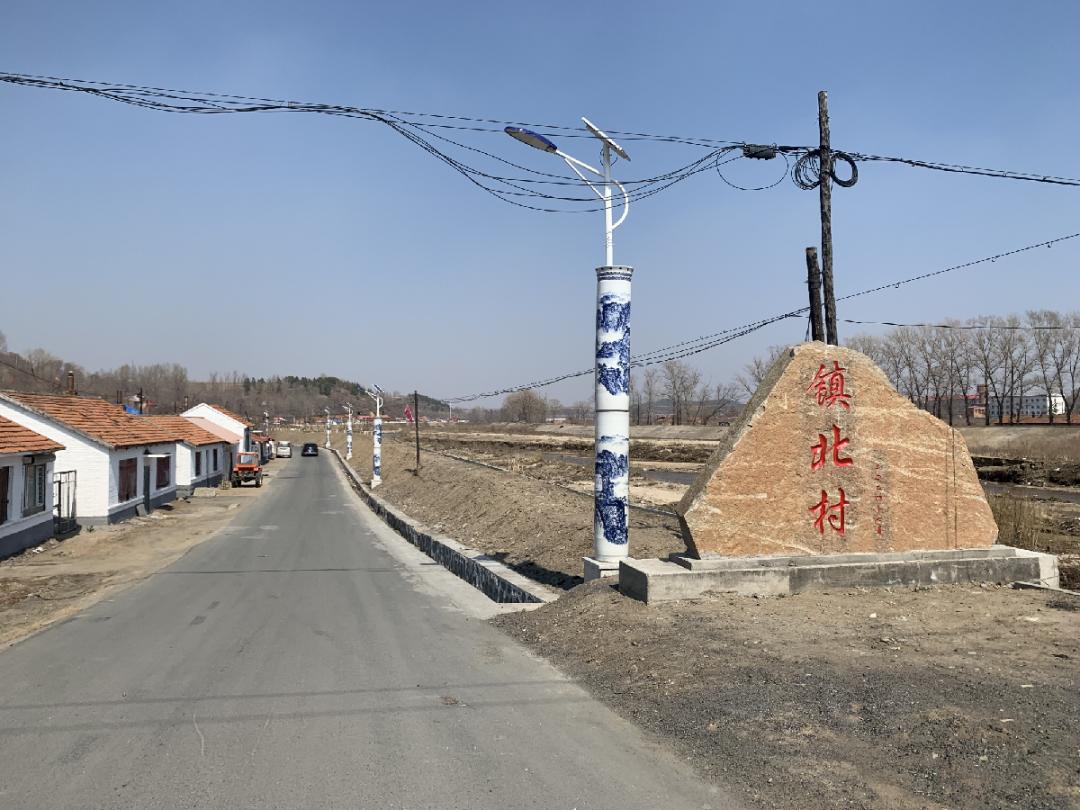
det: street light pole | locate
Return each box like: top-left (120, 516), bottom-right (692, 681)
top-left (344, 403), bottom-right (354, 460)
top-left (366, 385), bottom-right (383, 487)
top-left (505, 118), bottom-right (633, 573)
top-left (324, 408), bottom-right (331, 449)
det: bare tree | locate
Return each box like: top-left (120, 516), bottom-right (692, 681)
top-left (501, 389), bottom-right (547, 423)
top-left (735, 345), bottom-right (785, 398)
top-left (642, 367), bottom-right (660, 426)
top-left (662, 360), bottom-right (700, 426)
top-left (1053, 312), bottom-right (1080, 423)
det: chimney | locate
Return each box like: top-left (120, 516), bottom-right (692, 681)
top-left (66, 371), bottom-right (77, 395)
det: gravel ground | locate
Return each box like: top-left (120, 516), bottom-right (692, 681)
top-left (495, 582), bottom-right (1080, 810)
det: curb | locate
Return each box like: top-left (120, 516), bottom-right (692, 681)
top-left (329, 448), bottom-right (559, 606)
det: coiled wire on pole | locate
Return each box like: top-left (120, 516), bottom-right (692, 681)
top-left (793, 149), bottom-right (859, 190)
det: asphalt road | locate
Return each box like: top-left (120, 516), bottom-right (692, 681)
top-left (0, 453), bottom-right (735, 809)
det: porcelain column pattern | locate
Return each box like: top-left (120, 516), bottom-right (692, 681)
top-left (346, 413), bottom-right (353, 460)
top-left (371, 417), bottom-right (382, 487)
top-left (594, 265), bottom-right (633, 561)
top-left (325, 421), bottom-right (331, 449)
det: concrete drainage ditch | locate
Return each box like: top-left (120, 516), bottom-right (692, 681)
top-left (329, 449), bottom-right (558, 606)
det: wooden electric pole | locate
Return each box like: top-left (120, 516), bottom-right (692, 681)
top-left (818, 90), bottom-right (838, 346)
top-left (805, 247), bottom-right (824, 342)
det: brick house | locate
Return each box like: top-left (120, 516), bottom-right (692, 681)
top-left (181, 403), bottom-right (252, 456)
top-left (146, 415), bottom-right (232, 495)
top-left (0, 392), bottom-right (185, 525)
top-left (0, 416), bottom-right (64, 558)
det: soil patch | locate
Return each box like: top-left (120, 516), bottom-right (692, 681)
top-left (496, 582), bottom-right (1080, 810)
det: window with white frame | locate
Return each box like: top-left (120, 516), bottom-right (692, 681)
top-left (23, 461), bottom-right (47, 515)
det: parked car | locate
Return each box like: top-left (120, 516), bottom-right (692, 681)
top-left (301, 443), bottom-right (319, 457)
top-left (230, 451), bottom-right (263, 487)
top-left (276, 440), bottom-right (292, 458)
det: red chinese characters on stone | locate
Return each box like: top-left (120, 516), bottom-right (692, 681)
top-left (810, 425), bottom-right (853, 471)
top-left (806, 361), bottom-right (852, 410)
top-left (809, 488), bottom-right (849, 535)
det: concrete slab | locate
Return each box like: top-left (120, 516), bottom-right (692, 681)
top-left (583, 556), bottom-right (620, 582)
top-left (621, 546), bottom-right (1059, 604)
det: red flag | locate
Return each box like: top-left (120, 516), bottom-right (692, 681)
top-left (404, 404), bottom-right (414, 423)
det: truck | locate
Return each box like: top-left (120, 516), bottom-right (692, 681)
top-left (230, 450), bottom-right (263, 488)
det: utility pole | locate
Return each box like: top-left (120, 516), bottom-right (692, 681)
top-left (138, 387), bottom-right (144, 415)
top-left (413, 391), bottom-right (421, 474)
top-left (817, 90), bottom-right (838, 346)
top-left (805, 247), bottom-right (824, 342)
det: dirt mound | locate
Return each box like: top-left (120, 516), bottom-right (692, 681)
top-left (496, 583), bottom-right (1080, 810)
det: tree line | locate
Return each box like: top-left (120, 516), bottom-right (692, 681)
top-left (462, 360), bottom-right (744, 426)
top-left (846, 311), bottom-right (1080, 424)
top-left (0, 332), bottom-right (444, 423)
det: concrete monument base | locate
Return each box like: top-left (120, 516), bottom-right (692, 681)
top-left (619, 545), bottom-right (1058, 604)
top-left (583, 556), bottom-right (621, 582)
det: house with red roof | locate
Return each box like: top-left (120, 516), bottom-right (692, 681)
top-left (181, 403), bottom-right (252, 458)
top-left (146, 416), bottom-right (232, 494)
top-left (0, 391), bottom-right (186, 524)
top-left (0, 416), bottom-right (65, 558)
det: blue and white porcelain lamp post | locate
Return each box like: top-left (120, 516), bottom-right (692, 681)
top-left (506, 119), bottom-right (633, 572)
top-left (324, 407), bottom-right (331, 449)
top-left (344, 403), bottom-right (354, 461)
top-left (366, 385), bottom-right (383, 488)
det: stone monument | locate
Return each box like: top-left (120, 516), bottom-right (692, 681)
top-left (618, 342), bottom-right (1058, 602)
top-left (680, 341), bottom-right (996, 557)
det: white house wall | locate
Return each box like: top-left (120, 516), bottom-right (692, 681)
top-left (0, 401), bottom-right (111, 519)
top-left (0, 451), bottom-right (55, 553)
top-left (175, 444), bottom-right (195, 487)
top-left (181, 404), bottom-right (250, 453)
top-left (175, 443), bottom-right (227, 491)
top-left (107, 443), bottom-right (177, 519)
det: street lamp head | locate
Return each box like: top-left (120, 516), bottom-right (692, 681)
top-left (504, 126), bottom-right (558, 154)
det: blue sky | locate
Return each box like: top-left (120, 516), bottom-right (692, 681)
top-left (2, 1), bottom-right (1078, 406)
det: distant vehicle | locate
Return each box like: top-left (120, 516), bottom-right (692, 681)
top-left (301, 443), bottom-right (319, 457)
top-left (276, 441), bottom-right (292, 458)
top-left (231, 451), bottom-right (263, 488)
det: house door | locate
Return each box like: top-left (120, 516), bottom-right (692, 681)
top-left (143, 465), bottom-right (152, 513)
top-left (53, 470), bottom-right (77, 536)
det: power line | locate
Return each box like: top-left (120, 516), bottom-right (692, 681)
top-left (4, 71), bottom-right (1079, 209)
top-left (842, 318), bottom-right (1080, 330)
top-left (442, 230), bottom-right (1080, 402)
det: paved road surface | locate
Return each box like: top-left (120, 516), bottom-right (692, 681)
top-left (0, 454), bottom-right (736, 809)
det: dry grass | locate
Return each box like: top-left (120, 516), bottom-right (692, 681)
top-left (990, 493), bottom-right (1051, 552)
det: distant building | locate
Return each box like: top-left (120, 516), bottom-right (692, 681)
top-left (986, 393), bottom-right (1066, 421)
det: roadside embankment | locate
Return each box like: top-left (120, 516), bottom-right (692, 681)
top-left (305, 432), bottom-right (687, 590)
